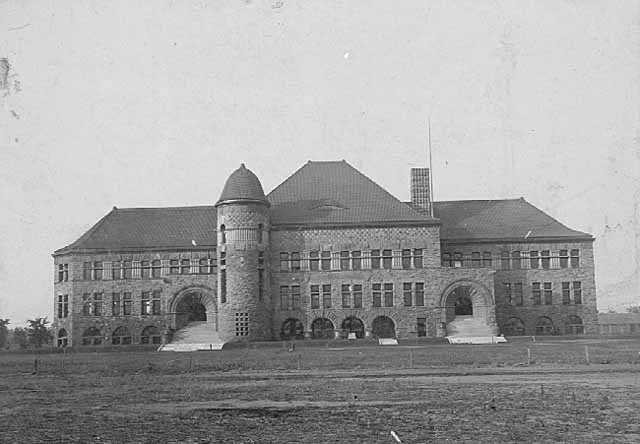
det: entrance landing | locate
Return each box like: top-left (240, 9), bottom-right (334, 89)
top-left (159, 321), bottom-right (225, 352)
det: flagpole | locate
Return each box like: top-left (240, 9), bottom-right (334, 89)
top-left (428, 118), bottom-right (434, 217)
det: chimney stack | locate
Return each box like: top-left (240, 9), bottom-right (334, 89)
top-left (411, 168), bottom-right (431, 215)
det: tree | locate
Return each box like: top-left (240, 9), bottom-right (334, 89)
top-left (12, 328), bottom-right (29, 349)
top-left (626, 306), bottom-right (640, 314)
top-left (26, 317), bottom-right (53, 348)
top-left (0, 319), bottom-right (9, 349)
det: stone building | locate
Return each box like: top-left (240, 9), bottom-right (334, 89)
top-left (52, 161), bottom-right (597, 348)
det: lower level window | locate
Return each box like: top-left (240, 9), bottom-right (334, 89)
top-left (235, 312), bottom-right (249, 336)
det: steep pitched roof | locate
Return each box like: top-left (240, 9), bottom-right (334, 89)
top-left (432, 198), bottom-right (593, 242)
top-left (54, 206), bottom-right (217, 254)
top-left (266, 160), bottom-right (437, 227)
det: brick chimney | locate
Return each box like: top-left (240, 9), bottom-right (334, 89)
top-left (410, 168), bottom-right (431, 215)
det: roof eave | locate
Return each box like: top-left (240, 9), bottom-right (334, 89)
top-left (271, 219), bottom-right (441, 231)
top-left (440, 235), bottom-right (595, 244)
top-left (52, 244), bottom-right (218, 257)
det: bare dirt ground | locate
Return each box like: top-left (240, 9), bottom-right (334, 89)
top-left (2, 338), bottom-right (640, 443)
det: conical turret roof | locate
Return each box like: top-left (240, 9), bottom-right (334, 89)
top-left (215, 164), bottom-right (269, 207)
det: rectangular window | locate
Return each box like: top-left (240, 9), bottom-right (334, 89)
top-left (310, 284), bottom-right (320, 309)
top-left (417, 317), bottom-right (427, 337)
top-left (559, 249), bottom-right (569, 268)
top-left (123, 292), bottom-right (132, 315)
top-left (123, 260), bottom-right (132, 279)
top-left (512, 251), bottom-right (521, 269)
top-left (112, 261), bottom-right (122, 280)
top-left (482, 252), bottom-right (492, 267)
top-left (57, 264), bottom-right (68, 282)
top-left (112, 292), bottom-right (121, 316)
top-left (453, 252), bottom-right (463, 268)
top-left (415, 283), bottom-right (425, 306)
top-left (442, 252), bottom-right (451, 267)
top-left (413, 249), bottom-right (423, 269)
top-left (353, 284), bottom-right (362, 308)
top-left (403, 282), bottom-right (412, 306)
top-left (280, 286), bottom-right (290, 310)
top-left (532, 282), bottom-right (541, 305)
top-left (340, 251), bottom-right (350, 270)
top-left (321, 251), bottom-right (331, 270)
top-left (382, 249), bottom-right (393, 269)
top-left (570, 249), bottom-right (580, 268)
top-left (541, 250), bottom-right (550, 269)
top-left (401, 249), bottom-right (412, 269)
top-left (514, 283), bottom-right (523, 306)
top-left (371, 249), bottom-right (381, 269)
top-left (309, 250), bottom-right (319, 271)
top-left (220, 269), bottom-right (227, 303)
top-left (530, 251), bottom-right (539, 269)
top-left (322, 284), bottom-right (332, 308)
top-left (92, 292), bottom-right (102, 316)
top-left (82, 293), bottom-right (91, 315)
top-left (290, 252), bottom-right (301, 272)
top-left (501, 252), bottom-right (510, 270)
top-left (562, 282), bottom-right (570, 305)
top-left (180, 259), bottom-right (190, 275)
top-left (372, 283), bottom-right (382, 307)
top-left (291, 285), bottom-right (301, 310)
top-left (235, 312), bottom-right (249, 337)
top-left (504, 283), bottom-right (512, 305)
top-left (83, 262), bottom-right (92, 280)
top-left (472, 252), bottom-right (481, 267)
top-left (573, 281), bottom-right (582, 304)
top-left (352, 251), bottom-right (362, 270)
top-left (93, 261), bottom-right (103, 280)
top-left (57, 294), bottom-right (69, 318)
top-left (169, 259), bottom-right (179, 274)
top-left (341, 284), bottom-right (351, 308)
top-left (141, 291), bottom-right (151, 315)
top-left (383, 283), bottom-right (394, 307)
top-left (152, 290), bottom-right (161, 315)
top-left (544, 282), bottom-right (552, 305)
top-left (198, 258), bottom-right (209, 274)
top-left (141, 260), bottom-right (150, 278)
top-left (152, 259), bottom-right (161, 278)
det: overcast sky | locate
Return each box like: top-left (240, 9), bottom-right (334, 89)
top-left (1, 0), bottom-right (639, 324)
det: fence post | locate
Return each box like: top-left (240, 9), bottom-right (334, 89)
top-left (33, 358), bottom-right (38, 374)
top-left (527, 348), bottom-right (531, 366)
top-left (409, 349), bottom-right (414, 369)
top-left (585, 345), bottom-right (590, 364)
top-left (297, 353), bottom-right (302, 370)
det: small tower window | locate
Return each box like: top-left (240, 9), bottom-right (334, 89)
top-left (257, 223), bottom-right (263, 243)
top-left (220, 224), bottom-right (226, 244)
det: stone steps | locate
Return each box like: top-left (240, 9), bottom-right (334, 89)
top-left (446, 316), bottom-right (506, 344)
top-left (159, 321), bottom-right (225, 352)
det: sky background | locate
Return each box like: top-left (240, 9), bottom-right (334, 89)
top-left (1, 0), bottom-right (639, 324)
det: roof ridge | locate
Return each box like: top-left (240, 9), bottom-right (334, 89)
top-left (434, 198), bottom-right (522, 204)
top-left (266, 162), bottom-right (311, 198)
top-left (115, 205), bottom-right (216, 211)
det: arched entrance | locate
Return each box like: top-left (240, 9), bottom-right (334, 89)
top-left (371, 316), bottom-right (396, 338)
top-left (341, 316), bottom-right (364, 339)
top-left (170, 287), bottom-right (217, 331)
top-left (281, 318), bottom-right (304, 340)
top-left (311, 318), bottom-right (334, 339)
top-left (440, 280), bottom-right (497, 337)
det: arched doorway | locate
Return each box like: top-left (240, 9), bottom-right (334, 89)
top-left (311, 318), bottom-right (334, 339)
top-left (281, 318), bottom-right (304, 340)
top-left (440, 281), bottom-right (497, 337)
top-left (372, 316), bottom-right (396, 338)
top-left (170, 288), bottom-right (217, 331)
top-left (341, 316), bottom-right (364, 339)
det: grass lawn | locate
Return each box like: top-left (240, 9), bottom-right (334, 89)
top-left (1, 337), bottom-right (640, 443)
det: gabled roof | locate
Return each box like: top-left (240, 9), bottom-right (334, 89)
top-left (432, 198), bottom-right (593, 242)
top-left (266, 160), bottom-right (438, 227)
top-left (54, 206), bottom-right (217, 255)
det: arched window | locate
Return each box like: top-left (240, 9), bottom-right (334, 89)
top-left (535, 316), bottom-right (554, 335)
top-left (220, 224), bottom-right (226, 244)
top-left (257, 223), bottom-right (263, 244)
top-left (566, 315), bottom-right (584, 335)
top-left (341, 316), bottom-right (365, 339)
top-left (112, 326), bottom-right (132, 345)
top-left (57, 329), bottom-right (68, 347)
top-left (311, 318), bottom-right (334, 339)
top-left (502, 317), bottom-right (525, 336)
top-left (372, 316), bottom-right (396, 338)
top-left (82, 327), bottom-right (102, 346)
top-left (280, 318), bottom-right (304, 340)
top-left (141, 326), bottom-right (162, 345)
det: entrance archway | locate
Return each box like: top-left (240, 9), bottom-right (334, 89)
top-left (341, 316), bottom-right (364, 339)
top-left (372, 316), bottom-right (396, 338)
top-left (170, 287), bottom-right (217, 331)
top-left (439, 280), bottom-right (497, 336)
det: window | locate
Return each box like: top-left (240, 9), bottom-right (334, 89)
top-left (513, 283), bottom-right (523, 306)
top-left (503, 317), bottom-right (525, 336)
top-left (57, 295), bottom-right (69, 318)
top-left (180, 259), bottom-right (190, 275)
top-left (501, 252), bottom-right (510, 270)
top-left (290, 252), bottom-right (301, 272)
top-left (83, 292), bottom-right (102, 316)
top-left (123, 292), bottom-right (132, 315)
top-left (141, 326), bottom-right (162, 345)
top-left (112, 326), bottom-right (132, 345)
top-left (152, 290), bottom-right (161, 315)
top-left (352, 251), bottom-right (362, 270)
top-left (535, 317), bottom-right (554, 335)
top-left (83, 262), bottom-right (91, 280)
top-left (442, 252), bottom-right (451, 267)
top-left (310, 285), bottom-right (320, 309)
top-left (220, 269), bottom-right (227, 303)
top-left (151, 259), bottom-right (162, 278)
top-left (123, 260), bottom-right (132, 279)
top-left (258, 252), bottom-right (265, 301)
top-left (453, 252), bottom-right (463, 268)
top-left (541, 250), bottom-right (550, 269)
top-left (199, 258), bottom-right (209, 274)
top-left (340, 251), bottom-right (350, 270)
top-left (169, 259), bottom-right (179, 274)
top-left (93, 261), bottom-right (103, 280)
top-left (220, 251), bottom-right (226, 267)
top-left (372, 283), bottom-right (382, 307)
top-left (57, 264), bottom-right (68, 282)
top-left (322, 284), bottom-right (332, 308)
top-left (512, 251), bottom-right (521, 269)
top-left (257, 223), bottom-right (263, 244)
top-left (141, 260), bottom-right (150, 278)
top-left (562, 282), bottom-right (570, 305)
top-left (220, 224), bottom-right (226, 243)
top-left (141, 291), bottom-right (151, 315)
top-left (417, 318), bottom-right (427, 337)
top-left (382, 249), bottom-right (393, 269)
top-left (559, 249), bottom-right (569, 268)
top-left (402, 249), bottom-right (411, 269)
top-left (403, 283), bottom-right (412, 306)
top-left (482, 252), bottom-right (492, 267)
top-left (291, 286), bottom-right (300, 309)
top-left (235, 312), bottom-right (249, 336)
top-left (371, 249), bottom-right (381, 269)
top-left (112, 261), bottom-right (122, 280)
top-left (573, 281), bottom-right (582, 304)
top-left (570, 249), bottom-right (580, 268)
top-left (280, 286), bottom-right (291, 310)
top-left (112, 292), bottom-right (121, 316)
top-left (543, 282), bottom-right (552, 305)
top-left (309, 251), bottom-right (319, 271)
top-left (530, 251), bottom-right (539, 269)
top-left (353, 284), bottom-right (362, 308)
top-left (57, 329), bottom-right (68, 347)
top-left (82, 327), bottom-right (102, 346)
top-left (415, 283), bottom-right (424, 306)
top-left (566, 315), bottom-right (584, 335)
top-left (532, 282), bottom-right (541, 305)
top-left (341, 284), bottom-right (351, 308)
top-left (504, 283), bottom-right (512, 305)
top-left (321, 251), bottom-right (331, 270)
top-left (472, 252), bottom-right (481, 267)
top-left (383, 283), bottom-right (394, 307)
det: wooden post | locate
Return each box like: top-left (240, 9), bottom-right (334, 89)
top-left (585, 345), bottom-right (590, 364)
top-left (527, 348), bottom-right (531, 365)
top-left (297, 353), bottom-right (302, 370)
top-left (33, 358), bottom-right (38, 374)
top-left (409, 349), bottom-right (414, 369)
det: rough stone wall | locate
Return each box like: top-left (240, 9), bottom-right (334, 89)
top-left (216, 202), bottom-right (272, 342)
top-left (440, 240), bottom-right (598, 335)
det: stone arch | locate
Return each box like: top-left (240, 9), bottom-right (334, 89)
top-left (81, 327), bottom-right (102, 346)
top-left (502, 317), bottom-right (526, 336)
top-left (565, 315), bottom-right (584, 335)
top-left (439, 279), bottom-right (494, 324)
top-left (57, 328), bottom-right (68, 348)
top-left (281, 318), bottom-right (304, 340)
top-left (341, 316), bottom-right (365, 339)
top-left (371, 316), bottom-right (396, 338)
top-left (169, 285), bottom-right (217, 331)
top-left (311, 318), bottom-right (335, 339)
top-left (111, 326), bottom-right (132, 345)
top-left (535, 316), bottom-right (554, 335)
